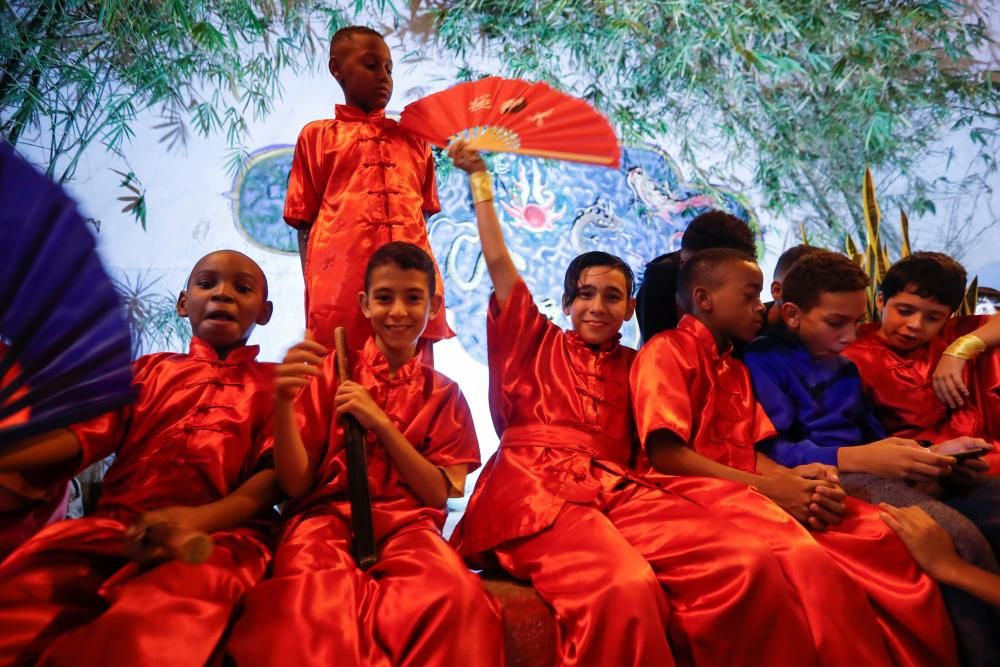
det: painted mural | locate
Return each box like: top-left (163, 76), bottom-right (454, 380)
top-left (231, 143), bottom-right (760, 363)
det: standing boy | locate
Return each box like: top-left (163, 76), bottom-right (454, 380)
top-left (286, 26), bottom-right (451, 350)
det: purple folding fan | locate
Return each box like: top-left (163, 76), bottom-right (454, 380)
top-left (0, 142), bottom-right (133, 446)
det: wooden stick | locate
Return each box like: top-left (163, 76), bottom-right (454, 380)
top-left (334, 327), bottom-right (377, 571)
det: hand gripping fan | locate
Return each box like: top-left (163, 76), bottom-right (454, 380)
top-left (399, 76), bottom-right (620, 168)
top-left (0, 142), bottom-right (134, 447)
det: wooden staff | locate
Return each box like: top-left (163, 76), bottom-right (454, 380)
top-left (126, 522), bottom-right (213, 565)
top-left (334, 327), bottom-right (377, 570)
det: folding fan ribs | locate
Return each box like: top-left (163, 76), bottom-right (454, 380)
top-left (400, 77), bottom-right (621, 168)
top-left (0, 143), bottom-right (134, 447)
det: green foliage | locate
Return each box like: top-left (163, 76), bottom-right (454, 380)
top-left (111, 270), bottom-right (191, 358)
top-left (430, 1), bottom-right (1000, 245)
top-left (0, 0), bottom-right (353, 224)
top-left (112, 168), bottom-right (146, 229)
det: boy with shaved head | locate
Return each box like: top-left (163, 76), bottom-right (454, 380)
top-left (0, 250), bottom-right (280, 666)
top-left (631, 248), bottom-right (959, 667)
top-left (285, 25), bottom-right (451, 352)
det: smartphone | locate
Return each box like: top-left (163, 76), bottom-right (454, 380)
top-left (951, 447), bottom-right (990, 462)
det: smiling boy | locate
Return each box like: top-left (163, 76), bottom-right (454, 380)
top-left (448, 144), bottom-right (832, 667)
top-left (226, 242), bottom-right (502, 667)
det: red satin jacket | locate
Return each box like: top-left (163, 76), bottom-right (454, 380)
top-left (452, 279), bottom-right (639, 557)
top-left (284, 105), bottom-right (451, 348)
top-left (284, 336), bottom-right (480, 535)
top-left (69, 338), bottom-right (275, 522)
top-left (631, 315), bottom-right (776, 474)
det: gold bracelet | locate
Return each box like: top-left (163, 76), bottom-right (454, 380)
top-left (943, 333), bottom-right (987, 360)
top-left (469, 170), bottom-right (494, 204)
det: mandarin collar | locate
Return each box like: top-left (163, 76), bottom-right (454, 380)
top-left (360, 336), bottom-right (421, 383)
top-left (334, 104), bottom-right (387, 123)
top-left (188, 337), bottom-right (260, 364)
top-left (566, 330), bottom-right (622, 354)
top-left (856, 322), bottom-right (926, 360)
top-left (678, 314), bottom-right (732, 358)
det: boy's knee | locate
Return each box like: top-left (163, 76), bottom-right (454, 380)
top-left (595, 563), bottom-right (663, 611)
top-left (730, 537), bottom-right (789, 584)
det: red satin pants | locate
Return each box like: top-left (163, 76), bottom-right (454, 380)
top-left (226, 512), bottom-right (504, 667)
top-left (0, 515), bottom-right (270, 667)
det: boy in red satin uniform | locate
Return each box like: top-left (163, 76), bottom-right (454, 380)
top-left (226, 242), bottom-right (502, 667)
top-left (285, 25), bottom-right (451, 351)
top-left (0, 250), bottom-right (280, 667)
top-left (843, 252), bottom-right (1000, 476)
top-left (446, 144), bottom-right (839, 667)
top-left (744, 250), bottom-right (998, 665)
top-left (631, 248), bottom-right (958, 667)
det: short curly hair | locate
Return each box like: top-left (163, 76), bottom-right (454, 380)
top-left (781, 250), bottom-right (869, 312)
top-left (773, 244), bottom-right (825, 281)
top-left (330, 25), bottom-right (384, 60)
top-left (676, 248), bottom-right (757, 311)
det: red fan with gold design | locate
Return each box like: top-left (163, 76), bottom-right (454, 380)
top-left (399, 77), bottom-right (620, 168)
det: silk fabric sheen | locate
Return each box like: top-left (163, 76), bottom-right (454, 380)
top-left (632, 316), bottom-right (959, 667)
top-left (457, 280), bottom-right (830, 667)
top-left (284, 105), bottom-right (452, 348)
top-left (0, 338), bottom-right (276, 666)
top-left (226, 336), bottom-right (503, 666)
top-left (844, 317), bottom-right (1000, 474)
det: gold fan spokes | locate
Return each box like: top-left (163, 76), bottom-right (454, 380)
top-left (449, 125), bottom-right (522, 151)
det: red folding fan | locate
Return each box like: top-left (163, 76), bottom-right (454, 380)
top-left (399, 77), bottom-right (621, 168)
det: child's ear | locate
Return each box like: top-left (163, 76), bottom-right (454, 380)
top-left (624, 297), bottom-right (637, 322)
top-left (176, 291), bottom-right (189, 318)
top-left (770, 280), bottom-right (782, 303)
top-left (875, 291), bottom-right (885, 312)
top-left (780, 302), bottom-right (801, 330)
top-left (692, 286), bottom-right (712, 313)
top-left (328, 56), bottom-right (342, 82)
top-left (358, 291), bottom-right (371, 318)
top-left (257, 300), bottom-right (274, 326)
top-left (429, 293), bottom-right (443, 319)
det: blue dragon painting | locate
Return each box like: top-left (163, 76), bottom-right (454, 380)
top-left (231, 144), bottom-right (760, 362)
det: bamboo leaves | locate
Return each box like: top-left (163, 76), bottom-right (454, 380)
top-left (0, 0), bottom-right (336, 225)
top-left (429, 0), bottom-right (1000, 247)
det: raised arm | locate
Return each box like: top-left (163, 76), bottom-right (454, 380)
top-left (448, 142), bottom-right (519, 309)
